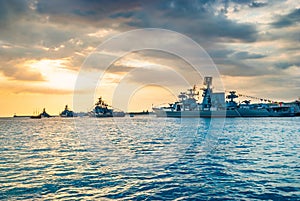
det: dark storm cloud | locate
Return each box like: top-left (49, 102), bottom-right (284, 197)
top-left (0, 0), bottom-right (28, 27)
top-left (124, 67), bottom-right (196, 88)
top-left (0, 0), bottom-right (297, 87)
top-left (230, 0), bottom-right (253, 3)
top-left (231, 51), bottom-right (266, 60)
top-left (120, 0), bottom-right (259, 42)
top-left (200, 16), bottom-right (257, 42)
top-left (0, 0), bottom-right (83, 48)
top-left (110, 11), bottom-right (136, 19)
top-left (248, 1), bottom-right (268, 8)
top-left (1, 0), bottom-right (259, 49)
top-left (207, 49), bottom-right (235, 59)
top-left (272, 8), bottom-right (300, 28)
top-left (275, 62), bottom-right (300, 69)
top-left (217, 59), bottom-right (273, 77)
top-left (36, 0), bottom-right (140, 22)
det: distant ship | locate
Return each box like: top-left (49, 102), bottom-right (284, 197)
top-left (128, 110), bottom-right (150, 116)
top-left (89, 97), bottom-right (125, 118)
top-left (153, 77), bottom-right (299, 118)
top-left (30, 114), bottom-right (42, 119)
top-left (60, 105), bottom-right (75, 117)
top-left (13, 114), bottom-right (31, 118)
top-left (30, 108), bottom-right (51, 119)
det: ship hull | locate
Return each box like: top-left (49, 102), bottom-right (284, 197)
top-left (89, 112), bottom-right (125, 118)
top-left (94, 113), bottom-right (113, 118)
top-left (153, 108), bottom-right (294, 118)
top-left (113, 112), bottom-right (126, 117)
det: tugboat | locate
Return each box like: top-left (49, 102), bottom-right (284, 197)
top-left (60, 105), bottom-right (75, 117)
top-left (153, 76), bottom-right (296, 118)
top-left (89, 97), bottom-right (125, 118)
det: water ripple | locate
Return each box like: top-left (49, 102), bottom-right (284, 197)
top-left (0, 117), bottom-right (299, 200)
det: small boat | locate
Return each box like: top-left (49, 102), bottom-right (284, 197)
top-left (89, 97), bottom-right (125, 118)
top-left (60, 105), bottom-right (75, 117)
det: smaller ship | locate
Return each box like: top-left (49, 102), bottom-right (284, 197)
top-left (89, 97), bottom-right (125, 118)
top-left (60, 105), bottom-right (75, 117)
top-left (30, 108), bottom-right (51, 119)
top-left (128, 110), bottom-right (150, 117)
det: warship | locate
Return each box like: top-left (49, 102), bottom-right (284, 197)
top-left (30, 108), bottom-right (51, 119)
top-left (153, 77), bottom-right (298, 118)
top-left (60, 105), bottom-right (75, 117)
top-left (89, 97), bottom-right (125, 118)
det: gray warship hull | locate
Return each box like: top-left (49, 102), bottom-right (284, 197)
top-left (153, 108), bottom-right (294, 118)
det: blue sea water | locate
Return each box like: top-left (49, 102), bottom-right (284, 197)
top-left (0, 116), bottom-right (299, 200)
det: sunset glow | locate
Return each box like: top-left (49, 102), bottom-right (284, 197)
top-left (0, 1), bottom-right (299, 117)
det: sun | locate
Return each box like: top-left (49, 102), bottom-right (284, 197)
top-left (27, 58), bottom-right (78, 90)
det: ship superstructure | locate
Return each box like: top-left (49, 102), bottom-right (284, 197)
top-left (60, 105), bottom-right (75, 117)
top-left (89, 97), bottom-right (125, 118)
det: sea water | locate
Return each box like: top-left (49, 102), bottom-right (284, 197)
top-left (0, 116), bottom-right (299, 200)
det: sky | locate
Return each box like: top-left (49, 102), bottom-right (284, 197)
top-left (0, 0), bottom-right (299, 116)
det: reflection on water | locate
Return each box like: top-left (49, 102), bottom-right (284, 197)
top-left (0, 116), bottom-right (299, 200)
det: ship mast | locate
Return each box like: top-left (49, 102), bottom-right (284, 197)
top-left (186, 85), bottom-right (199, 99)
top-left (201, 77), bottom-right (213, 110)
top-left (226, 91), bottom-right (238, 108)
